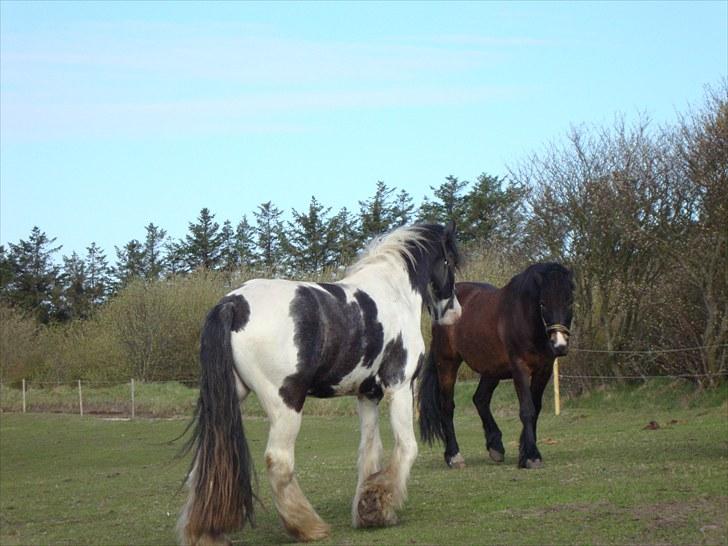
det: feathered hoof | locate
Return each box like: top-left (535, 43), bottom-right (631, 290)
top-left (356, 481), bottom-right (398, 528)
top-left (282, 516), bottom-right (331, 542)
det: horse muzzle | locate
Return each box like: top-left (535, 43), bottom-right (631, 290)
top-left (547, 324), bottom-right (570, 356)
top-left (434, 295), bottom-right (462, 326)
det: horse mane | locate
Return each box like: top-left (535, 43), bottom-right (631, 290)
top-left (346, 224), bottom-right (447, 276)
top-left (507, 262), bottom-right (571, 298)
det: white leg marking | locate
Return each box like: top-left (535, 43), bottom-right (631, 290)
top-left (264, 395), bottom-right (330, 542)
top-left (352, 397), bottom-right (383, 527)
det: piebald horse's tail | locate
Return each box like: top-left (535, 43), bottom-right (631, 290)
top-left (178, 300), bottom-right (255, 546)
top-left (418, 349), bottom-right (446, 446)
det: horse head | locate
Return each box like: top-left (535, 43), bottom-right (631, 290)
top-left (535, 264), bottom-right (574, 357)
top-left (427, 221), bottom-right (462, 326)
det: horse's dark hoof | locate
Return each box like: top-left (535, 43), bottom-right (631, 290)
top-left (446, 452), bottom-right (466, 469)
top-left (488, 448), bottom-right (505, 463)
top-left (525, 458), bottom-right (543, 469)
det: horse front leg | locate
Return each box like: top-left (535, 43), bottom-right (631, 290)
top-left (352, 396), bottom-right (384, 528)
top-left (472, 376), bottom-right (505, 463)
top-left (511, 358), bottom-right (542, 469)
top-left (529, 362), bottom-right (554, 453)
top-left (356, 386), bottom-right (418, 527)
top-left (437, 358), bottom-right (465, 468)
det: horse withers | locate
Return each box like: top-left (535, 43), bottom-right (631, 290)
top-left (419, 263), bottom-right (574, 469)
top-left (178, 222), bottom-right (461, 546)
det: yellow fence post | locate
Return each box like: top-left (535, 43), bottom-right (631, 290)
top-left (553, 358), bottom-right (561, 415)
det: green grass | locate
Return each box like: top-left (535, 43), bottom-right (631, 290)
top-left (1, 382), bottom-right (726, 545)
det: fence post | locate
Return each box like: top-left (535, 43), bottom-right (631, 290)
top-left (22, 379), bottom-right (26, 413)
top-left (78, 380), bottom-right (84, 416)
top-left (131, 378), bottom-right (135, 420)
top-left (553, 358), bottom-right (561, 416)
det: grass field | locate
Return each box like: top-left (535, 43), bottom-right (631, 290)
top-left (1, 381), bottom-right (726, 545)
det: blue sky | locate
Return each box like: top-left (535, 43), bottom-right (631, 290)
top-left (1, 1), bottom-right (726, 258)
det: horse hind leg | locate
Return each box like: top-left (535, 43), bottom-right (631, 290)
top-left (357, 386), bottom-right (418, 527)
top-left (473, 376), bottom-right (505, 463)
top-left (264, 396), bottom-right (330, 542)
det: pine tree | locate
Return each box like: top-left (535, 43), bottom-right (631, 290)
top-left (286, 197), bottom-right (340, 273)
top-left (235, 216), bottom-right (257, 268)
top-left (358, 181), bottom-right (397, 242)
top-left (330, 207), bottom-right (360, 267)
top-left (253, 202), bottom-right (286, 273)
top-left (464, 173), bottom-right (527, 245)
top-left (219, 220), bottom-right (239, 271)
top-left (7, 227), bottom-right (62, 322)
top-left (60, 252), bottom-right (90, 320)
top-left (85, 242), bottom-right (112, 306)
top-left (0, 245), bottom-right (14, 300)
top-left (181, 208), bottom-right (224, 270)
top-left (391, 189), bottom-right (415, 227)
top-left (142, 223), bottom-right (167, 280)
top-left (114, 239), bottom-right (145, 287)
top-left (417, 175), bottom-right (469, 228)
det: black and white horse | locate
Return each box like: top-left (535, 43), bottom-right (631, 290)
top-left (179, 222), bottom-right (461, 545)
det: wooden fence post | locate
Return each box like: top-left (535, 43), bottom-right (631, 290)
top-left (78, 380), bottom-right (84, 416)
top-left (131, 378), bottom-right (135, 420)
top-left (22, 379), bottom-right (26, 413)
top-left (553, 358), bottom-right (561, 416)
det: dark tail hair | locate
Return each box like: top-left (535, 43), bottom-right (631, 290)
top-left (418, 350), bottom-right (446, 445)
top-left (179, 300), bottom-right (255, 545)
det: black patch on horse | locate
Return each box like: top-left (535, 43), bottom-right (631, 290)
top-left (378, 334), bottom-right (407, 388)
top-left (218, 294), bottom-right (250, 332)
top-left (280, 285), bottom-right (385, 411)
top-left (354, 290), bottom-right (384, 368)
top-left (359, 375), bottom-right (384, 402)
top-left (317, 282), bottom-right (347, 304)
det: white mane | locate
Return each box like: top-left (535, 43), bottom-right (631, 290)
top-left (346, 225), bottom-right (430, 276)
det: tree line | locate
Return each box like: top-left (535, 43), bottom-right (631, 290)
top-left (0, 175), bottom-right (524, 324)
top-left (1, 82), bottom-right (725, 388)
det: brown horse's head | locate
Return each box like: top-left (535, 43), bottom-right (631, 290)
top-left (535, 264), bottom-right (574, 357)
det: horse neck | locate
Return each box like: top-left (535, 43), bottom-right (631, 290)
top-left (344, 262), bottom-right (424, 319)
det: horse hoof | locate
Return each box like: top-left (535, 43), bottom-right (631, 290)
top-left (488, 448), bottom-right (505, 463)
top-left (357, 482), bottom-right (397, 527)
top-left (525, 458), bottom-right (543, 469)
top-left (446, 452), bottom-right (466, 469)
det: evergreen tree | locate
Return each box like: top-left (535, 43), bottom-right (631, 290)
top-left (286, 197), bottom-right (340, 273)
top-left (330, 207), bottom-right (360, 267)
top-left (60, 251), bottom-right (90, 320)
top-left (142, 223), bottom-right (167, 279)
top-left (0, 245), bottom-right (14, 299)
top-left (85, 242), bottom-right (112, 306)
top-left (219, 220), bottom-right (239, 271)
top-left (114, 239), bottom-right (145, 287)
top-left (464, 173), bottom-right (527, 245)
top-left (235, 215), bottom-right (257, 268)
top-left (417, 175), bottom-right (469, 228)
top-left (253, 201), bottom-right (286, 273)
top-left (7, 227), bottom-right (62, 323)
top-left (358, 181), bottom-right (397, 242)
top-left (391, 189), bottom-right (415, 227)
top-left (181, 208), bottom-right (224, 270)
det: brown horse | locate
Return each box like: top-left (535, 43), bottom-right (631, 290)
top-left (419, 263), bottom-right (574, 469)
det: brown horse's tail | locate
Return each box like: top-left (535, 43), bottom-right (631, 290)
top-left (178, 300), bottom-right (255, 546)
top-left (418, 349), bottom-right (446, 445)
